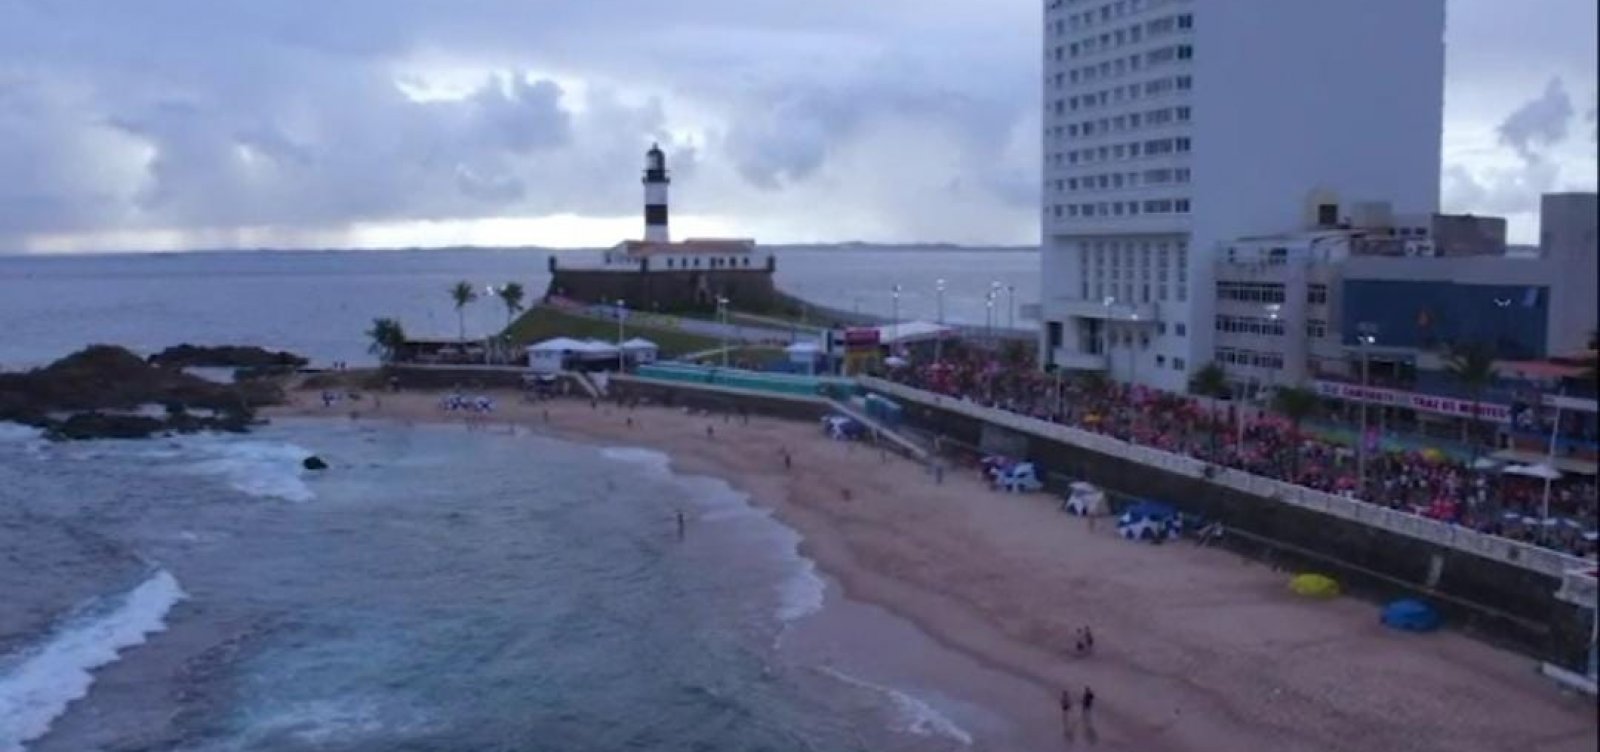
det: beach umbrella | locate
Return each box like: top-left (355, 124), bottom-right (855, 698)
top-left (1521, 516), bottom-right (1540, 525)
top-left (1541, 517), bottom-right (1560, 527)
top-left (1583, 531), bottom-right (1598, 541)
top-left (1470, 457), bottom-right (1502, 471)
top-left (1501, 511), bottom-right (1521, 520)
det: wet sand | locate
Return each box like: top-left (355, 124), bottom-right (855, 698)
top-left (273, 390), bottom-right (1599, 752)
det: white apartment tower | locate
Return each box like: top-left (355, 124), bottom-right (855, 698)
top-left (1038, 0), bottom-right (1445, 391)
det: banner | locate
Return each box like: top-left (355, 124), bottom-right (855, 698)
top-left (1311, 380), bottom-right (1511, 423)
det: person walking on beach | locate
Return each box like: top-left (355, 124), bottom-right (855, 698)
top-left (1059, 689), bottom-right (1075, 739)
top-left (783, 449), bottom-right (792, 470)
top-left (1083, 627), bottom-right (1095, 654)
top-left (1082, 686), bottom-right (1095, 719)
top-left (676, 510), bottom-right (686, 540)
top-left (706, 424), bottom-right (715, 440)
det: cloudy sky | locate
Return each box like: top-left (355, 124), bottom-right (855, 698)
top-left (0, 0), bottom-right (1593, 253)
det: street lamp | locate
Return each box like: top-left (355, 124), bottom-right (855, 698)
top-left (1356, 323), bottom-right (1379, 495)
top-left (891, 284), bottom-right (902, 362)
top-left (617, 299), bottom-right (627, 346)
top-left (717, 296), bottom-right (730, 367)
top-left (935, 279), bottom-right (947, 364)
top-left (1007, 284), bottom-right (1016, 330)
top-left (985, 293), bottom-right (995, 342)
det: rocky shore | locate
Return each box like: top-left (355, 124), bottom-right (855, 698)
top-left (0, 345), bottom-right (290, 440)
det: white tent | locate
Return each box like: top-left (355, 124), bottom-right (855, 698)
top-left (526, 337), bottom-right (587, 373)
top-left (621, 338), bottom-right (659, 364)
top-left (786, 341), bottom-right (823, 375)
top-left (877, 321), bottom-right (955, 346)
top-left (1504, 463), bottom-right (1563, 481)
top-left (1062, 481), bottom-right (1109, 517)
top-left (571, 339), bottom-right (621, 362)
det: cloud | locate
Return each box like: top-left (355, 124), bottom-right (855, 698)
top-left (1496, 77), bottom-right (1575, 158)
top-left (0, 0), bottom-right (1593, 249)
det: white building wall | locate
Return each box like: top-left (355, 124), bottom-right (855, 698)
top-left (1540, 193), bottom-right (1599, 356)
top-left (1039, 0), bottom-right (1446, 393)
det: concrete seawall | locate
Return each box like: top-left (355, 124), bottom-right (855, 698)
top-left (859, 378), bottom-right (1594, 671)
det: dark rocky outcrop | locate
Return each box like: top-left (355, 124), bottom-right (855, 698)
top-left (302, 455), bottom-right (328, 471)
top-left (148, 344), bottom-right (308, 371)
top-left (0, 345), bottom-right (284, 441)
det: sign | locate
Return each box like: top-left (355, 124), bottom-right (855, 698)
top-left (842, 327), bottom-right (881, 348)
top-left (1311, 380), bottom-right (1511, 423)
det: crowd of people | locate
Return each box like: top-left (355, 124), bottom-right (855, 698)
top-left (886, 342), bottom-right (1599, 559)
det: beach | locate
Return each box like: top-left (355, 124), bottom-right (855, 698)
top-left (274, 388), bottom-right (1599, 752)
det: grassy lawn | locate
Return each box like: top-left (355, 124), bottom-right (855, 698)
top-left (502, 305), bottom-right (721, 357)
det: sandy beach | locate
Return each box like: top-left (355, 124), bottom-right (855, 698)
top-left (272, 388), bottom-right (1598, 752)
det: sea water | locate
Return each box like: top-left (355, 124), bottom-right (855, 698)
top-left (0, 419), bottom-right (988, 751)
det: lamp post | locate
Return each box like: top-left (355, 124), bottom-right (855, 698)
top-left (1007, 284), bottom-right (1016, 331)
top-left (1539, 389), bottom-right (1565, 540)
top-left (1356, 323), bottom-right (1378, 496)
top-left (717, 296), bottom-right (730, 368)
top-left (891, 284), bottom-right (902, 362)
top-left (617, 299), bottom-right (626, 349)
top-left (985, 293), bottom-right (995, 343)
top-left (935, 278), bottom-right (946, 364)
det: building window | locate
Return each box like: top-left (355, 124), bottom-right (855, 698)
top-left (1308, 284), bottom-right (1328, 305)
top-left (1176, 323), bottom-right (1186, 336)
top-left (1173, 358), bottom-right (1186, 371)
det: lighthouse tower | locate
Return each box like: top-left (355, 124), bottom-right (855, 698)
top-left (643, 143), bottom-right (670, 243)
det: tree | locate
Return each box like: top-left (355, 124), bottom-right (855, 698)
top-left (1271, 386), bottom-right (1321, 479)
top-left (496, 282), bottom-right (526, 330)
top-left (1189, 362), bottom-right (1231, 458)
top-left (450, 281), bottom-right (478, 344)
top-left (366, 318), bottom-right (407, 363)
top-left (1444, 341), bottom-right (1497, 457)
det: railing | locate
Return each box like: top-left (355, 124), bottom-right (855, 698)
top-left (860, 376), bottom-right (1592, 579)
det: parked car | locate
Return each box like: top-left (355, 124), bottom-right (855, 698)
top-left (993, 462), bottom-right (1044, 493)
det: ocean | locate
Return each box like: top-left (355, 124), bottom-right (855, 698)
top-left (0, 419), bottom-right (1033, 751)
top-left (0, 246), bottom-right (1045, 750)
top-left (0, 246), bottom-right (1039, 369)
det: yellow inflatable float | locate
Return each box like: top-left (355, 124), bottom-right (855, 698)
top-left (1288, 573), bottom-right (1340, 599)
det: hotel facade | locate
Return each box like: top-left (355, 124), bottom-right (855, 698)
top-left (1037, 0), bottom-right (1446, 392)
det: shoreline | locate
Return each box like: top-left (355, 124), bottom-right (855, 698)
top-left (269, 390), bottom-right (1598, 752)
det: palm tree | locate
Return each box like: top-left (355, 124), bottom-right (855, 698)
top-left (496, 282), bottom-right (526, 330)
top-left (365, 317), bottom-right (407, 363)
top-left (1189, 362), bottom-right (1230, 458)
top-left (1271, 386), bottom-right (1321, 479)
top-left (1444, 341), bottom-right (1497, 457)
top-left (449, 281), bottom-right (478, 345)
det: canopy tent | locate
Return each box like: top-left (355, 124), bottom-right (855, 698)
top-left (1503, 463), bottom-right (1563, 480)
top-left (875, 321), bottom-right (956, 346)
top-left (884, 355), bottom-right (909, 368)
top-left (1289, 573), bottom-right (1341, 599)
top-left (1117, 500), bottom-right (1181, 542)
top-left (620, 338), bottom-right (659, 364)
top-left (1470, 456), bottom-right (1503, 471)
top-left (1062, 482), bottom-right (1109, 517)
top-left (526, 337), bottom-right (588, 374)
top-left (1380, 599), bottom-right (1441, 632)
top-left (569, 339), bottom-right (621, 361)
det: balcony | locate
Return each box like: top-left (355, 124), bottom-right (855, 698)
top-left (1051, 349), bottom-right (1108, 371)
top-left (1051, 297), bottom-right (1159, 322)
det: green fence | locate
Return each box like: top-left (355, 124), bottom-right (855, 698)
top-left (636, 363), bottom-right (858, 399)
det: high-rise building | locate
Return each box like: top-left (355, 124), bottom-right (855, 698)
top-left (1037, 0), bottom-right (1446, 391)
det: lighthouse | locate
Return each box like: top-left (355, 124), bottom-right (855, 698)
top-left (643, 143), bottom-right (670, 243)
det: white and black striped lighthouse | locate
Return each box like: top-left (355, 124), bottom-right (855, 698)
top-left (642, 143), bottom-right (670, 243)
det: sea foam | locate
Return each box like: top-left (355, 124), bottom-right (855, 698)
top-left (602, 444), bottom-right (825, 622)
top-left (819, 667), bottom-right (974, 746)
top-left (181, 438), bottom-right (317, 503)
top-left (0, 570), bottom-right (187, 752)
